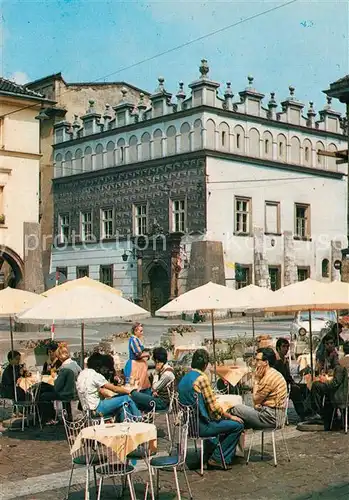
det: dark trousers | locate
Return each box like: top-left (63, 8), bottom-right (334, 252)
top-left (38, 383), bottom-right (73, 422)
top-left (198, 419), bottom-right (244, 465)
top-left (310, 381), bottom-right (333, 429)
top-left (289, 383), bottom-right (307, 419)
top-left (131, 391), bottom-right (168, 412)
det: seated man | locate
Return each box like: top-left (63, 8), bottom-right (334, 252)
top-left (274, 338), bottom-right (308, 420)
top-left (231, 347), bottom-right (287, 429)
top-left (178, 349), bottom-right (244, 469)
top-left (131, 347), bottom-right (175, 412)
top-left (76, 352), bottom-right (140, 421)
top-left (0, 351), bottom-right (28, 401)
top-left (316, 335), bottom-right (339, 374)
top-left (340, 341), bottom-right (349, 370)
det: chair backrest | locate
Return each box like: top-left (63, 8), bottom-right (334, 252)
top-left (177, 409), bottom-right (190, 466)
top-left (178, 393), bottom-right (200, 439)
top-left (123, 401), bottom-right (155, 424)
top-left (88, 433), bottom-right (130, 476)
top-left (62, 409), bottom-right (89, 460)
top-left (275, 392), bottom-right (290, 430)
top-left (166, 381), bottom-right (176, 412)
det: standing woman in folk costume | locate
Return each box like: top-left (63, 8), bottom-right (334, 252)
top-left (124, 323), bottom-right (151, 392)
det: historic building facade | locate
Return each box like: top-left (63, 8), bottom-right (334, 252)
top-left (50, 60), bottom-right (347, 313)
top-left (0, 78), bottom-right (51, 291)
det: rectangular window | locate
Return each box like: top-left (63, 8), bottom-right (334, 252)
top-left (58, 213), bottom-right (70, 243)
top-left (269, 266), bottom-right (281, 291)
top-left (171, 199), bottom-right (186, 233)
top-left (297, 266), bottom-right (310, 282)
top-left (56, 267), bottom-right (67, 279)
top-left (76, 266), bottom-right (89, 279)
top-left (236, 133), bottom-right (241, 149)
top-left (265, 201), bottom-right (280, 234)
top-left (134, 205), bottom-right (147, 236)
top-left (235, 265), bottom-right (251, 289)
top-left (101, 208), bottom-right (114, 239)
top-left (295, 203), bottom-right (310, 238)
top-left (221, 131), bottom-right (226, 147)
top-left (100, 264), bottom-right (113, 287)
top-left (80, 211), bottom-right (93, 241)
top-left (235, 197), bottom-right (251, 234)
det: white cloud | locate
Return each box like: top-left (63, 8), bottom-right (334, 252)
top-left (9, 71), bottom-right (30, 85)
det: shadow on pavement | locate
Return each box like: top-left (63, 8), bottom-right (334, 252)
top-left (5, 424), bottom-right (66, 442)
top-left (294, 482), bottom-right (349, 499)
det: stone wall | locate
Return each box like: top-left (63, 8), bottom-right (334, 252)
top-left (284, 231), bottom-right (297, 285)
top-left (253, 227), bottom-right (270, 287)
top-left (186, 240), bottom-right (225, 291)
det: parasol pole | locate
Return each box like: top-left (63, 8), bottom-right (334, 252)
top-left (210, 309), bottom-right (217, 379)
top-left (9, 315), bottom-right (17, 402)
top-left (308, 309), bottom-right (314, 381)
top-left (81, 321), bottom-right (85, 369)
top-left (51, 270), bottom-right (59, 340)
top-left (336, 310), bottom-right (340, 349)
top-left (252, 315), bottom-right (256, 356)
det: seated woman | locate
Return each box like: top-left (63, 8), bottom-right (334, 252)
top-left (131, 347), bottom-right (175, 412)
top-left (0, 351), bottom-right (28, 401)
top-left (42, 342), bottom-right (62, 376)
top-left (76, 352), bottom-right (141, 421)
top-left (39, 346), bottom-right (82, 424)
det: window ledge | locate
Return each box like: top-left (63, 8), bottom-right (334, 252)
top-left (264, 232), bottom-right (282, 236)
top-left (293, 236), bottom-right (312, 242)
top-left (234, 232), bottom-right (252, 237)
top-left (0, 225), bottom-right (8, 229)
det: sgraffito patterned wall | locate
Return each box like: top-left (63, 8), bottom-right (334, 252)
top-left (53, 156), bottom-right (207, 240)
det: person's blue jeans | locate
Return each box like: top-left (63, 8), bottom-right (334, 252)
top-left (199, 419), bottom-right (244, 465)
top-left (96, 396), bottom-right (141, 422)
top-left (131, 390), bottom-right (168, 412)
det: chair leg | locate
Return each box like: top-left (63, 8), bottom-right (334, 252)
top-left (93, 467), bottom-right (98, 491)
top-left (97, 477), bottom-right (103, 500)
top-left (281, 430), bottom-right (291, 462)
top-left (345, 408), bottom-right (348, 434)
top-left (330, 408), bottom-right (336, 430)
top-left (218, 442), bottom-right (227, 470)
top-left (127, 475), bottom-right (137, 500)
top-left (173, 467), bottom-right (182, 500)
top-left (246, 431), bottom-right (254, 465)
top-left (183, 464), bottom-right (193, 499)
top-left (200, 439), bottom-right (204, 476)
top-left (156, 469), bottom-right (160, 500)
top-left (194, 440), bottom-right (198, 454)
top-left (271, 431), bottom-right (277, 467)
top-left (261, 432), bottom-right (264, 461)
top-left (65, 464), bottom-right (75, 500)
top-left (165, 414), bottom-right (172, 444)
top-left (36, 405), bottom-right (43, 430)
top-left (22, 407), bottom-right (25, 432)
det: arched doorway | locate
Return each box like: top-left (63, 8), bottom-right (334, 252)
top-left (148, 264), bottom-right (170, 316)
top-left (0, 246), bottom-right (24, 288)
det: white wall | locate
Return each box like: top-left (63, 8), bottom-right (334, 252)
top-left (206, 156), bottom-right (347, 283)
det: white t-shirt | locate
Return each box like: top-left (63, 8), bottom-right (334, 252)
top-left (76, 368), bottom-right (108, 410)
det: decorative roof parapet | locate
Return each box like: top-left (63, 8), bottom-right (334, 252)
top-left (103, 104), bottom-right (113, 130)
top-left (278, 86), bottom-right (305, 125)
top-left (150, 77), bottom-right (173, 117)
top-left (306, 101), bottom-right (317, 127)
top-left (316, 96), bottom-right (342, 133)
top-left (72, 114), bottom-right (81, 138)
top-left (223, 82), bottom-right (234, 111)
top-left (113, 88), bottom-right (135, 127)
top-left (267, 92), bottom-right (278, 119)
top-left (53, 120), bottom-right (73, 144)
top-left (176, 82), bottom-right (186, 111)
top-left (236, 76), bottom-right (265, 116)
top-left (80, 100), bottom-right (101, 136)
top-left (189, 59), bottom-right (220, 107)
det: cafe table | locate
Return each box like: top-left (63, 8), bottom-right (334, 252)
top-left (216, 394), bottom-right (243, 412)
top-left (18, 374), bottom-right (55, 392)
top-left (71, 422), bottom-right (157, 500)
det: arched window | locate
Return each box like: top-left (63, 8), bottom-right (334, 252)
top-left (95, 144), bottom-right (104, 169)
top-left (277, 134), bottom-right (287, 161)
top-left (316, 141), bottom-right (325, 167)
top-left (141, 132), bottom-right (151, 161)
top-left (166, 126), bottom-right (176, 156)
top-left (106, 141), bottom-right (115, 168)
top-left (117, 138), bottom-right (125, 164)
top-left (153, 129), bottom-right (163, 158)
top-left (64, 151), bottom-right (72, 175)
top-left (193, 119), bottom-right (203, 150)
top-left (128, 135), bottom-right (138, 163)
top-left (249, 128), bottom-right (260, 157)
top-left (218, 122), bottom-right (230, 151)
top-left (263, 131), bottom-right (273, 159)
top-left (322, 258), bottom-right (330, 278)
top-left (75, 149), bottom-right (83, 173)
top-left (84, 146), bottom-right (92, 171)
top-left (206, 119), bottom-right (216, 150)
top-left (290, 136), bottom-right (301, 164)
top-left (180, 122), bottom-right (191, 152)
top-left (55, 153), bottom-right (62, 177)
top-left (303, 139), bottom-right (312, 166)
top-left (328, 143), bottom-right (338, 171)
top-left (234, 125), bottom-right (245, 152)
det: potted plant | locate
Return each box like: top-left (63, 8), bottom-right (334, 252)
top-left (0, 214), bottom-right (5, 225)
top-left (168, 325), bottom-right (196, 346)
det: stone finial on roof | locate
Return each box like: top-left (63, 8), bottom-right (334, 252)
top-left (199, 59), bottom-right (209, 79)
top-left (177, 81), bottom-right (186, 99)
top-left (87, 100), bottom-right (95, 114)
top-left (247, 75), bottom-right (254, 87)
top-left (307, 101), bottom-right (316, 117)
top-left (72, 114), bottom-right (80, 127)
top-left (289, 86), bottom-right (295, 99)
top-left (267, 92), bottom-right (278, 119)
top-left (138, 92), bottom-right (147, 110)
top-left (121, 87), bottom-right (128, 102)
top-left (103, 104), bottom-right (112, 119)
top-left (156, 76), bottom-right (165, 93)
top-left (224, 82), bottom-right (233, 98)
top-left (325, 96), bottom-right (333, 109)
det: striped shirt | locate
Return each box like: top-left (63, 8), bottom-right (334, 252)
top-left (193, 369), bottom-right (224, 420)
top-left (254, 367), bottom-right (287, 409)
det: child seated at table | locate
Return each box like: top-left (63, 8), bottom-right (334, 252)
top-left (76, 353), bottom-right (141, 421)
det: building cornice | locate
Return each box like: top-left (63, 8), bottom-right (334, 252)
top-left (0, 149), bottom-right (42, 160)
top-left (52, 148), bottom-right (344, 186)
top-left (53, 104), bottom-right (345, 150)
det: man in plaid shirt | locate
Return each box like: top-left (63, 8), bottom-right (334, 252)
top-left (178, 349), bottom-right (244, 469)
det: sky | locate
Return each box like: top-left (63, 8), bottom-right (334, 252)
top-left (1, 0), bottom-right (348, 112)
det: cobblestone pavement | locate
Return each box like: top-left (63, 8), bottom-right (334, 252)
top-left (1, 419), bottom-right (349, 500)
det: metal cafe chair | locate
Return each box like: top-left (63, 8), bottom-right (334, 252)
top-left (246, 394), bottom-right (291, 467)
top-left (13, 382), bottom-right (42, 432)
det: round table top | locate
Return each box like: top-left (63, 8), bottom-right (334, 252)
top-left (216, 394), bottom-right (242, 412)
